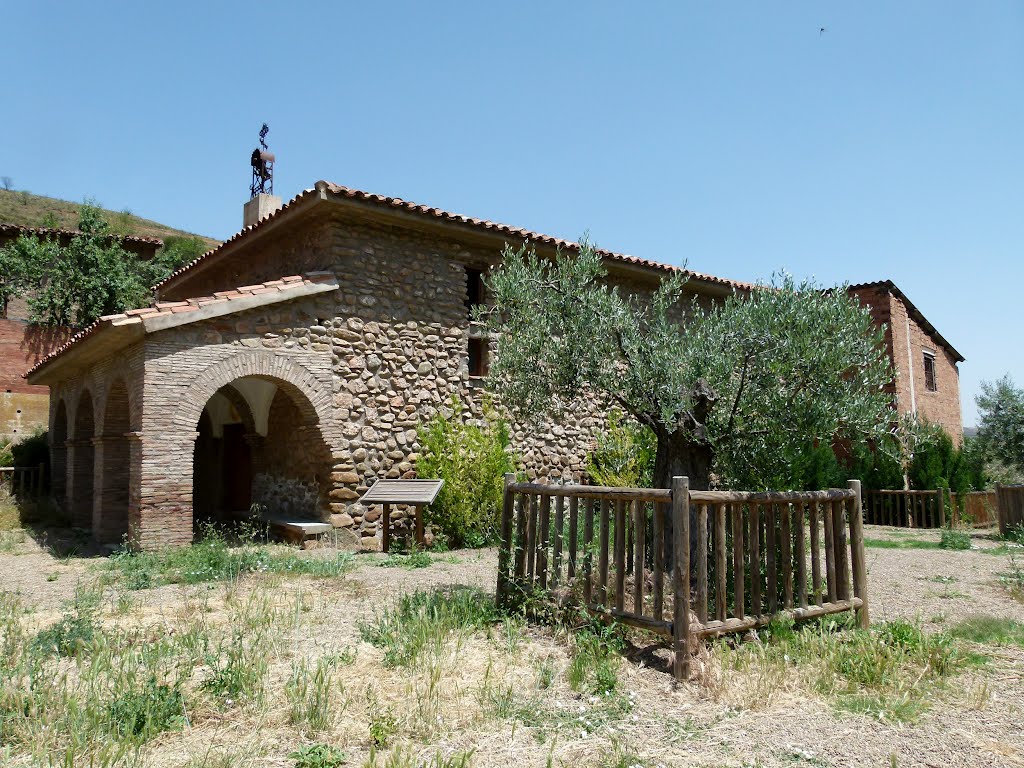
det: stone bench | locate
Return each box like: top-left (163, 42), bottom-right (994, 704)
top-left (263, 518), bottom-right (333, 544)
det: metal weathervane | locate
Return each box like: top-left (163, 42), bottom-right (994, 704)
top-left (250, 123), bottom-right (275, 198)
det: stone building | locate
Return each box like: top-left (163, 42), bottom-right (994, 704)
top-left (25, 182), bottom-right (965, 548)
top-left (849, 281), bottom-right (965, 442)
top-left (0, 224), bottom-right (161, 441)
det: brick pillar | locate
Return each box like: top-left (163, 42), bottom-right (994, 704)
top-left (66, 438), bottom-right (94, 529)
top-left (129, 431), bottom-right (199, 550)
top-left (93, 435), bottom-right (130, 544)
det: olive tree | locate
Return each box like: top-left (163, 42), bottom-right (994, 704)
top-left (976, 375), bottom-right (1024, 476)
top-left (479, 241), bottom-right (895, 491)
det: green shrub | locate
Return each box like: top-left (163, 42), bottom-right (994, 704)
top-left (106, 676), bottom-right (185, 741)
top-left (377, 550), bottom-right (434, 569)
top-left (939, 529), bottom-right (971, 550)
top-left (587, 410), bottom-right (656, 487)
top-left (289, 744), bottom-right (347, 768)
top-left (415, 397), bottom-right (516, 548)
top-left (32, 611), bottom-right (97, 657)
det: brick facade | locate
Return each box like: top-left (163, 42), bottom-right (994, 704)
top-left (850, 282), bottom-right (964, 443)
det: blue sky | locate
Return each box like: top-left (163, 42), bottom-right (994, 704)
top-left (3, 2), bottom-right (1021, 426)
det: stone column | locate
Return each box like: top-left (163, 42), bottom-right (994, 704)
top-left (92, 435), bottom-right (130, 544)
top-left (128, 431), bottom-right (199, 550)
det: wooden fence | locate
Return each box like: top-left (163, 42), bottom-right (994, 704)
top-left (0, 465), bottom-right (46, 496)
top-left (862, 489), bottom-right (947, 528)
top-left (949, 491), bottom-right (998, 528)
top-left (997, 484), bottom-right (1024, 536)
top-left (495, 474), bottom-right (868, 680)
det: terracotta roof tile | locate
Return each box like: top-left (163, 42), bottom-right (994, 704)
top-left (25, 273), bottom-right (338, 378)
top-left (153, 181), bottom-right (752, 293)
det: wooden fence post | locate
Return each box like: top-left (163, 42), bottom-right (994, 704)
top-left (672, 476), bottom-right (690, 681)
top-left (496, 473), bottom-right (516, 608)
top-left (996, 483), bottom-right (1005, 535)
top-left (847, 479), bottom-right (870, 629)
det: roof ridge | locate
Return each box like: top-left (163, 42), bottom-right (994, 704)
top-left (153, 180), bottom-right (754, 293)
top-left (0, 221), bottom-right (164, 246)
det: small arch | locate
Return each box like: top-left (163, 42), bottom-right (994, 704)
top-left (70, 389), bottom-right (95, 529)
top-left (51, 399), bottom-right (69, 503)
top-left (95, 378), bottom-right (131, 542)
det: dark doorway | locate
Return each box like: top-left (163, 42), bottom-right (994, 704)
top-left (221, 423), bottom-right (252, 513)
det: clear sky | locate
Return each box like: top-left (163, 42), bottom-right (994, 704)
top-left (3, 2), bottom-right (1021, 426)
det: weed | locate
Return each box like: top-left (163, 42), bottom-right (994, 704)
top-left (32, 611), bottom-right (97, 657)
top-left (363, 746), bottom-right (474, 768)
top-left (368, 709), bottom-right (398, 748)
top-left (1000, 554), bottom-right (1024, 599)
top-left (378, 551), bottom-right (435, 569)
top-left (863, 538), bottom-right (939, 550)
top-left (939, 529), bottom-right (971, 550)
top-left (289, 743), bottom-right (347, 768)
top-left (202, 629), bottom-right (269, 706)
top-left (107, 526), bottom-right (353, 589)
top-left (286, 657), bottom-right (338, 731)
top-left (359, 587), bottom-right (498, 668)
top-left (948, 615), bottom-right (1024, 647)
top-left (566, 620), bottom-right (624, 695)
top-left (106, 676), bottom-right (186, 741)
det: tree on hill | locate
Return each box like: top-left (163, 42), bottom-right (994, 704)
top-left (479, 242), bottom-right (895, 491)
top-left (976, 375), bottom-right (1024, 480)
top-left (0, 204), bottom-right (197, 328)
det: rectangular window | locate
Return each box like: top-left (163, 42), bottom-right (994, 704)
top-left (468, 336), bottom-right (489, 378)
top-left (923, 352), bottom-right (937, 392)
top-left (465, 267), bottom-right (484, 319)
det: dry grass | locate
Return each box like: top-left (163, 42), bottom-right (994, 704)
top-left (2, 527), bottom-right (1024, 767)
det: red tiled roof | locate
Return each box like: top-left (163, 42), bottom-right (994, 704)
top-left (25, 272), bottom-right (337, 379)
top-left (0, 222), bottom-right (163, 247)
top-left (155, 180), bottom-right (752, 293)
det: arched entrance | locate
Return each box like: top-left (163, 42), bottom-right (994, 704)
top-left (95, 379), bottom-right (132, 542)
top-left (191, 376), bottom-right (332, 535)
top-left (51, 399), bottom-right (68, 505)
top-left (70, 390), bottom-right (94, 528)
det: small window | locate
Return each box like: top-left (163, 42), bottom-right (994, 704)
top-left (923, 352), bottom-right (937, 392)
top-left (468, 336), bottom-right (489, 378)
top-left (465, 267), bottom-right (484, 320)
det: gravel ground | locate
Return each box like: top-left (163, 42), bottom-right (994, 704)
top-left (2, 526), bottom-right (1024, 767)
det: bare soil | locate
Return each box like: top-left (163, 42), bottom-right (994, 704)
top-left (2, 525), bottom-right (1023, 768)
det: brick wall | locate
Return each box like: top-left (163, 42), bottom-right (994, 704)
top-left (1, 319), bottom-right (69, 440)
top-left (850, 285), bottom-right (963, 443)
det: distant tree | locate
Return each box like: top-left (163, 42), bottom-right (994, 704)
top-left (976, 375), bottom-right (1024, 475)
top-left (39, 212), bottom-right (59, 229)
top-left (157, 235), bottom-right (209, 273)
top-left (0, 204), bottom-right (184, 328)
top-left (1, 176), bottom-right (12, 191)
top-left (480, 242), bottom-right (895, 491)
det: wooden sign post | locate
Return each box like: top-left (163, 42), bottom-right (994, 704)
top-left (359, 479), bottom-right (445, 552)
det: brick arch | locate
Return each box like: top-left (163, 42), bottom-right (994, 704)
top-left (101, 378), bottom-right (133, 437)
top-left (70, 389), bottom-right (96, 528)
top-left (217, 383), bottom-right (258, 435)
top-left (51, 398), bottom-right (69, 503)
top-left (176, 352), bottom-right (334, 443)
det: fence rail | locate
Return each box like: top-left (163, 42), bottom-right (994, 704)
top-left (0, 465), bottom-right (46, 496)
top-left (949, 491), bottom-right (998, 528)
top-left (862, 489), bottom-right (947, 528)
top-left (997, 485), bottom-right (1024, 536)
top-left (496, 475), bottom-right (868, 680)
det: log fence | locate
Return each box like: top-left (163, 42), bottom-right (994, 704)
top-left (0, 465), bottom-right (46, 497)
top-left (997, 484), bottom-right (1024, 537)
top-left (496, 474), bottom-right (868, 681)
top-left (861, 489), bottom-right (947, 529)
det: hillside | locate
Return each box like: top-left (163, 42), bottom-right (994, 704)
top-left (0, 188), bottom-right (219, 248)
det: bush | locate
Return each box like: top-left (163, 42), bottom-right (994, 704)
top-left (939, 529), bottom-right (971, 551)
top-left (289, 744), bottom-right (347, 768)
top-left (587, 410), bottom-right (655, 487)
top-left (416, 397), bottom-right (516, 548)
top-left (107, 676), bottom-right (185, 741)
